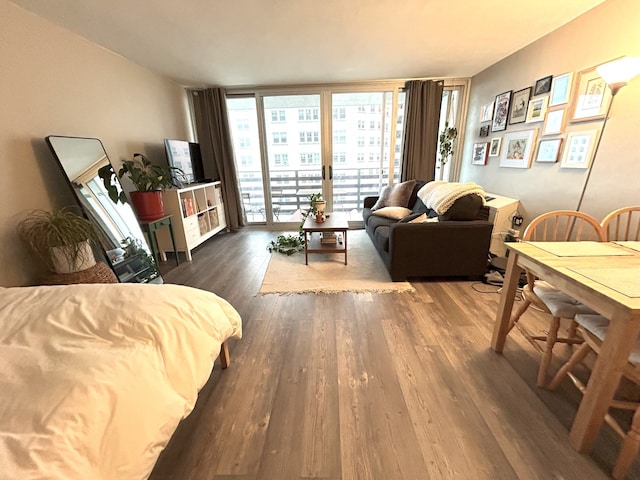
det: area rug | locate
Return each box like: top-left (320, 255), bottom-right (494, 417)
top-left (259, 230), bottom-right (415, 295)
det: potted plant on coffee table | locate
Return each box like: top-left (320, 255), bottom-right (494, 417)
top-left (98, 153), bottom-right (184, 221)
top-left (17, 207), bottom-right (98, 274)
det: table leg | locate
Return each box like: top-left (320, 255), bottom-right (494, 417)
top-left (491, 252), bottom-right (523, 353)
top-left (167, 220), bottom-right (179, 266)
top-left (343, 229), bottom-right (347, 265)
top-left (146, 225), bottom-right (160, 266)
top-left (569, 311), bottom-right (640, 452)
top-left (305, 231), bottom-right (309, 265)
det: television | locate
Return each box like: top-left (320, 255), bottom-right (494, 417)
top-left (164, 139), bottom-right (206, 186)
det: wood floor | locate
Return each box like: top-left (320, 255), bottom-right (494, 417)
top-left (149, 229), bottom-right (639, 480)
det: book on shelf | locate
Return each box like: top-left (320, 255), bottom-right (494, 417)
top-left (321, 232), bottom-right (337, 244)
top-left (182, 198), bottom-right (195, 216)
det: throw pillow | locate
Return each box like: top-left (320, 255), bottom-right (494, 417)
top-left (438, 194), bottom-right (483, 221)
top-left (371, 206), bottom-right (412, 220)
top-left (399, 212), bottom-right (424, 223)
top-left (408, 213), bottom-right (427, 223)
top-left (371, 180), bottom-right (417, 210)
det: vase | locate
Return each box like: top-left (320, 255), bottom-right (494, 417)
top-left (51, 240), bottom-right (96, 274)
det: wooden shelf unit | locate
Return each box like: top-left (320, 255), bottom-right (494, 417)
top-left (158, 182), bottom-right (226, 261)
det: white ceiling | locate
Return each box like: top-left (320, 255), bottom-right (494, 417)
top-left (11, 0), bottom-right (605, 88)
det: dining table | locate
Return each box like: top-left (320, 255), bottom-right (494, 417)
top-left (491, 240), bottom-right (640, 453)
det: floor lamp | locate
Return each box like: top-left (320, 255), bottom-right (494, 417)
top-left (575, 56), bottom-right (640, 212)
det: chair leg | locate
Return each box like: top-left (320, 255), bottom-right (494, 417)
top-left (508, 299), bottom-right (531, 333)
top-left (567, 319), bottom-right (578, 340)
top-left (538, 316), bottom-right (561, 387)
top-left (548, 342), bottom-right (592, 390)
top-left (613, 406), bottom-right (640, 479)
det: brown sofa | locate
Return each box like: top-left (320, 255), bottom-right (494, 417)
top-left (363, 180), bottom-right (493, 281)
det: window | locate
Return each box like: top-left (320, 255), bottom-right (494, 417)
top-left (333, 107), bottom-right (346, 119)
top-left (300, 153), bottom-right (320, 164)
top-left (274, 154), bottom-right (289, 167)
top-left (298, 108), bottom-right (319, 121)
top-left (357, 105), bottom-right (366, 113)
top-left (299, 131), bottom-right (319, 144)
top-left (357, 136), bottom-right (365, 147)
top-left (237, 119), bottom-right (249, 130)
top-left (333, 130), bottom-right (346, 144)
top-left (333, 152), bottom-right (346, 163)
top-left (357, 120), bottom-right (365, 129)
top-left (240, 155), bottom-right (253, 166)
top-left (272, 132), bottom-right (287, 144)
top-left (271, 110), bottom-right (286, 122)
top-left (239, 137), bottom-right (251, 148)
top-left (357, 153), bottom-right (365, 163)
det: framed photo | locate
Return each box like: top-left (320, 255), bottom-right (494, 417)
top-left (549, 72), bottom-right (573, 106)
top-left (534, 75), bottom-right (553, 95)
top-left (508, 87), bottom-right (531, 125)
top-left (542, 108), bottom-right (566, 136)
top-left (472, 142), bottom-right (489, 165)
top-left (479, 125), bottom-right (490, 137)
top-left (570, 66), bottom-right (613, 122)
top-left (536, 138), bottom-right (563, 163)
top-left (526, 96), bottom-right (549, 123)
top-left (492, 91), bottom-right (512, 132)
top-left (489, 137), bottom-right (502, 157)
top-left (480, 101), bottom-right (494, 122)
top-left (561, 130), bottom-right (600, 168)
top-left (499, 129), bottom-right (538, 168)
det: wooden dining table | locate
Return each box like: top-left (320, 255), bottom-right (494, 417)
top-left (491, 241), bottom-right (640, 453)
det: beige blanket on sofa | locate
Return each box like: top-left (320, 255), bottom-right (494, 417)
top-left (418, 181), bottom-right (486, 214)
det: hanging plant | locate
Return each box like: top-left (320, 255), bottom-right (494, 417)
top-left (267, 193), bottom-right (322, 255)
top-left (438, 121), bottom-right (458, 167)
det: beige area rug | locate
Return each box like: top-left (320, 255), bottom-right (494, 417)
top-left (259, 230), bottom-right (415, 295)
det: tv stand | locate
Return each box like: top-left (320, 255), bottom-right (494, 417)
top-left (157, 181), bottom-right (227, 261)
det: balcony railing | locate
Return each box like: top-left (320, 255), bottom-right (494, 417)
top-left (238, 167), bottom-right (399, 222)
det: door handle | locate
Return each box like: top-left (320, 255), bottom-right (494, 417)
top-left (322, 165), bottom-right (326, 180)
top-left (329, 165), bottom-right (333, 180)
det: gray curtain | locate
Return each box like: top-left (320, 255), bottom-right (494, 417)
top-left (400, 80), bottom-right (444, 182)
top-left (191, 88), bottom-right (244, 230)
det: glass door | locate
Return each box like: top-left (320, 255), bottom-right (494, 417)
top-left (329, 90), bottom-right (405, 218)
top-left (262, 94), bottom-right (322, 223)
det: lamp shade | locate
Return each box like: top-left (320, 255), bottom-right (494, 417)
top-left (596, 57), bottom-right (640, 85)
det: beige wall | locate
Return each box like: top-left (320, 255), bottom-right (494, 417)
top-left (0, 1), bottom-right (192, 286)
top-left (460, 0), bottom-right (640, 227)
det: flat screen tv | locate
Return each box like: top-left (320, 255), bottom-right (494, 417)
top-left (164, 139), bottom-right (205, 186)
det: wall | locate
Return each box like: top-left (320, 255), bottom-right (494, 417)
top-left (460, 0), bottom-right (640, 227)
top-left (0, 1), bottom-right (192, 286)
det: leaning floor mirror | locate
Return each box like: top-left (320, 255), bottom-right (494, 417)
top-left (46, 136), bottom-right (163, 284)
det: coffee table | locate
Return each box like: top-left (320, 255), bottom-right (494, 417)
top-left (302, 212), bottom-right (348, 265)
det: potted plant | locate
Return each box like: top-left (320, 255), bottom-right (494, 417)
top-left (438, 121), bottom-right (458, 180)
top-left (98, 153), bottom-right (184, 221)
top-left (17, 208), bottom-right (97, 274)
top-left (267, 193), bottom-right (322, 255)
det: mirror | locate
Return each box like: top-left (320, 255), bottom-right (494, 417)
top-left (45, 136), bottom-right (163, 284)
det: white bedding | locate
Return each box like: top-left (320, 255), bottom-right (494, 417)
top-left (0, 283), bottom-right (242, 480)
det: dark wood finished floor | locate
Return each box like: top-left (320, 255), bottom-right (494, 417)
top-left (149, 229), bottom-right (639, 480)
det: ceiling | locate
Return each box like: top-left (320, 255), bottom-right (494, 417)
top-left (11, 0), bottom-right (606, 88)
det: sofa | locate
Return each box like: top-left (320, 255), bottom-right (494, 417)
top-left (363, 180), bottom-right (493, 281)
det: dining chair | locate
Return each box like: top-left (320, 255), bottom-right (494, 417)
top-left (548, 313), bottom-right (640, 479)
top-left (508, 210), bottom-right (606, 387)
top-left (601, 206), bottom-right (640, 241)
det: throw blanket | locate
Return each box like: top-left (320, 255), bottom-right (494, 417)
top-left (418, 181), bottom-right (486, 214)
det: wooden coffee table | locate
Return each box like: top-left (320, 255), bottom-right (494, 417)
top-left (302, 213), bottom-right (348, 265)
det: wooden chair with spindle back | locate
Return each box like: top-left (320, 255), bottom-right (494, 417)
top-left (508, 210), bottom-right (606, 386)
top-left (601, 206), bottom-right (640, 241)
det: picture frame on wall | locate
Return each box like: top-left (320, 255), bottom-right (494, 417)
top-left (526, 96), bottom-right (549, 123)
top-left (536, 138), bottom-right (563, 163)
top-left (499, 129), bottom-right (538, 168)
top-left (542, 108), bottom-right (566, 135)
top-left (508, 87), bottom-right (531, 125)
top-left (549, 72), bottom-right (573, 106)
top-left (492, 91), bottom-right (512, 132)
top-left (472, 142), bottom-right (489, 165)
top-left (479, 125), bottom-right (490, 137)
top-left (480, 101), bottom-right (494, 122)
top-left (561, 130), bottom-right (600, 168)
top-left (570, 65), bottom-right (613, 122)
top-left (489, 137), bottom-right (502, 157)
top-left (534, 75), bottom-right (553, 95)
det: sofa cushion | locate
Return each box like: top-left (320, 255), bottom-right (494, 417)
top-left (399, 212), bottom-right (425, 223)
top-left (371, 206), bottom-right (412, 220)
top-left (373, 225), bottom-right (390, 252)
top-left (366, 213), bottom-right (397, 231)
top-left (438, 194), bottom-right (483, 221)
top-left (371, 180), bottom-right (416, 210)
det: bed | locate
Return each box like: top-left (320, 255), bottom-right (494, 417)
top-left (0, 282), bottom-right (242, 479)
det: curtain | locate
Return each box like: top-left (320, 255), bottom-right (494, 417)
top-left (191, 88), bottom-right (244, 230)
top-left (400, 80), bottom-right (444, 182)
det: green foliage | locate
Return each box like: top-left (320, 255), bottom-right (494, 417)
top-left (17, 207), bottom-right (97, 271)
top-left (438, 121), bottom-right (458, 166)
top-left (266, 193), bottom-right (322, 255)
top-left (98, 153), bottom-right (185, 204)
